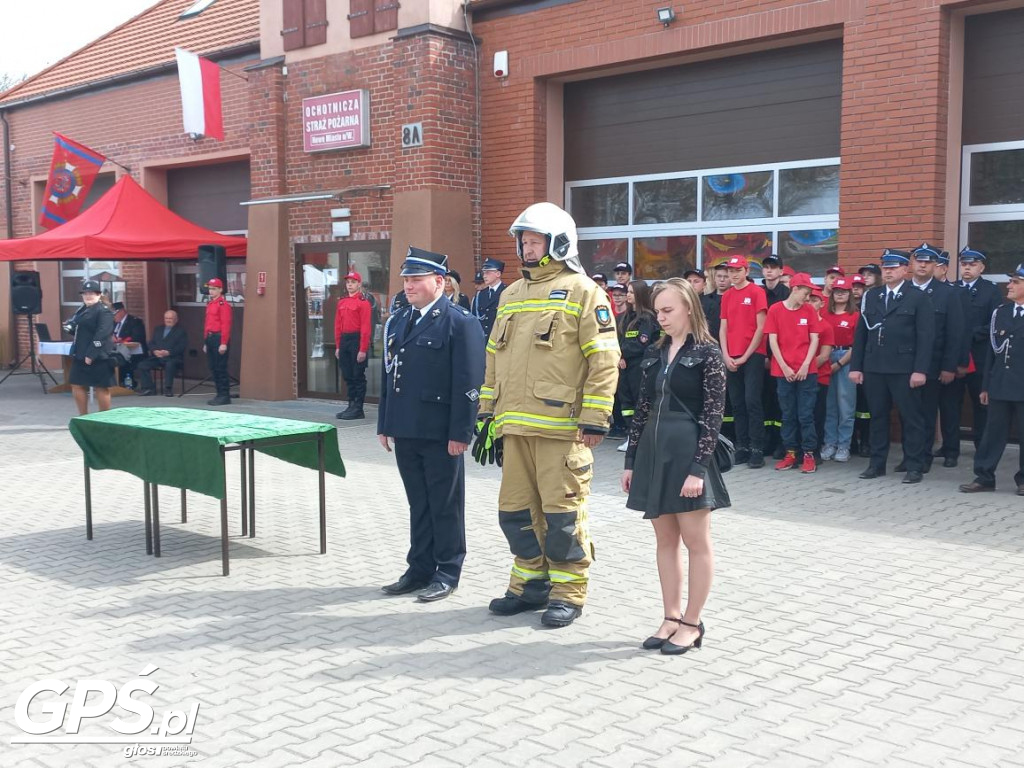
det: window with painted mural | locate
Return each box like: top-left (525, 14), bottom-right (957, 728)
top-left (634, 236), bottom-right (697, 280)
top-left (633, 178), bottom-right (697, 224)
top-left (777, 230), bottom-right (839, 274)
top-left (578, 238), bottom-right (628, 277)
top-left (702, 172), bottom-right (773, 221)
top-left (570, 183), bottom-right (629, 228)
top-left (779, 165), bottom-right (840, 216)
top-left (969, 148), bottom-right (1024, 206)
top-left (702, 233), bottom-right (772, 279)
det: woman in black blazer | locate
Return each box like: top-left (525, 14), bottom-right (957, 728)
top-left (67, 280), bottom-right (115, 414)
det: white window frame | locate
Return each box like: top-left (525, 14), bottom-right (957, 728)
top-left (567, 157), bottom-right (840, 274)
top-left (959, 139), bottom-right (1024, 283)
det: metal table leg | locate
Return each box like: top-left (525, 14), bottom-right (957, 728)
top-left (152, 484), bottom-right (161, 557)
top-left (84, 461), bottom-right (93, 540)
top-left (239, 449), bottom-right (248, 537)
top-left (181, 488), bottom-right (187, 523)
top-left (143, 481), bottom-right (153, 556)
top-left (220, 447), bottom-right (229, 576)
top-left (318, 433), bottom-right (326, 554)
top-left (248, 447), bottom-right (255, 538)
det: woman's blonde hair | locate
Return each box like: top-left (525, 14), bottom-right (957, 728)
top-left (445, 274), bottom-right (462, 304)
top-left (652, 277), bottom-right (716, 346)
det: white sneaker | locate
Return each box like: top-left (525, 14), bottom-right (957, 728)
top-left (820, 444), bottom-right (837, 461)
top-left (834, 446), bottom-right (850, 462)
top-left (617, 439), bottom-right (629, 452)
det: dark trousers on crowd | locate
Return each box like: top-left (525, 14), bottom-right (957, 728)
top-left (920, 378), bottom-right (957, 464)
top-left (948, 371), bottom-right (986, 456)
top-left (864, 372), bottom-right (927, 472)
top-left (762, 369), bottom-right (783, 454)
top-left (938, 379), bottom-right (964, 459)
top-left (205, 333), bottom-right (230, 398)
top-left (618, 362), bottom-right (643, 425)
top-left (972, 400), bottom-right (1024, 488)
top-left (813, 382), bottom-right (828, 454)
top-left (726, 353), bottom-right (766, 452)
top-left (394, 437), bottom-right (467, 587)
top-left (852, 382), bottom-right (871, 454)
top-left (136, 356), bottom-right (181, 394)
top-left (776, 376), bottom-right (818, 453)
top-left (338, 332), bottom-right (367, 408)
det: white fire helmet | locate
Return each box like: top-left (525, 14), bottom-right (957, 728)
top-left (508, 202), bottom-right (583, 274)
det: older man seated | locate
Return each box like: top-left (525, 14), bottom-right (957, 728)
top-left (136, 310), bottom-right (188, 396)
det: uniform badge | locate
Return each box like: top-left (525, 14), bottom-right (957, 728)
top-left (596, 306), bottom-right (612, 326)
top-left (466, 389), bottom-right (480, 401)
top-left (743, 297), bottom-right (751, 305)
top-left (549, 289), bottom-right (568, 300)
top-left (799, 318), bottom-right (808, 326)
top-left (431, 308), bottom-right (441, 317)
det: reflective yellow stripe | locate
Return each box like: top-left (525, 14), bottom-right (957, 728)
top-left (582, 393), bottom-right (613, 405)
top-left (486, 339), bottom-right (497, 353)
top-left (495, 411), bottom-right (579, 432)
top-left (621, 409), bottom-right (635, 417)
top-left (549, 569), bottom-right (585, 583)
top-left (854, 411), bottom-right (871, 419)
top-left (580, 339), bottom-right (619, 358)
top-left (722, 416), bottom-right (735, 423)
top-left (480, 386), bottom-right (494, 397)
top-left (497, 299), bottom-right (583, 318)
top-left (511, 565), bottom-right (547, 581)
top-left (581, 396), bottom-right (613, 409)
top-left (625, 330), bottom-right (639, 338)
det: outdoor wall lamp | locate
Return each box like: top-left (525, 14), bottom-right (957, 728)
top-left (656, 7), bottom-right (676, 27)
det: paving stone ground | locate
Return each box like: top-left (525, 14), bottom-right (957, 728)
top-left (2, 375), bottom-right (1023, 767)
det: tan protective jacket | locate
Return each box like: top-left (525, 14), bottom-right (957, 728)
top-left (480, 262), bottom-right (620, 440)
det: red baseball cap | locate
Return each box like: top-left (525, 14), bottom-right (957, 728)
top-left (826, 265), bottom-right (845, 276)
top-left (832, 277), bottom-right (853, 290)
top-left (789, 272), bottom-right (815, 290)
top-left (810, 286), bottom-right (825, 300)
top-left (782, 265), bottom-right (796, 276)
top-left (851, 274), bottom-right (866, 285)
top-left (344, 271), bottom-right (362, 282)
top-left (724, 256), bottom-right (749, 269)
top-left (206, 277), bottom-right (224, 289)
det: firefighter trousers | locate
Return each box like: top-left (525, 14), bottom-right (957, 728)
top-left (497, 434), bottom-right (595, 607)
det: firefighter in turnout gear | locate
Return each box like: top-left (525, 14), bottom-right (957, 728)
top-left (476, 202), bottom-right (620, 628)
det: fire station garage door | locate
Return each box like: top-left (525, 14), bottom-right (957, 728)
top-left (564, 40), bottom-right (842, 181)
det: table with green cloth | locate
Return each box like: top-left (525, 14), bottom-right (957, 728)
top-left (69, 407), bottom-right (346, 575)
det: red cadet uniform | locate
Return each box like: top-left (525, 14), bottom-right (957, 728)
top-left (816, 318), bottom-right (835, 385)
top-left (720, 282), bottom-right (768, 357)
top-left (763, 302), bottom-right (819, 377)
top-left (204, 295), bottom-right (232, 345)
top-left (822, 309), bottom-right (859, 348)
top-left (334, 293), bottom-right (371, 353)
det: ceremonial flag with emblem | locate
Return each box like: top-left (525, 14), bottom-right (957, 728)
top-left (175, 48), bottom-right (224, 140)
top-left (39, 133), bottom-right (107, 230)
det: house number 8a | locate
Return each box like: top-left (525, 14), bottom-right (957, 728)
top-left (401, 123), bottom-right (423, 148)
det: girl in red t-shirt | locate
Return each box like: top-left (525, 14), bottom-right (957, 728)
top-left (821, 277), bottom-right (861, 462)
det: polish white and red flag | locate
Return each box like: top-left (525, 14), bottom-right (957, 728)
top-left (174, 48), bottom-right (224, 140)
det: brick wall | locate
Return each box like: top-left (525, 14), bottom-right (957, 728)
top-left (472, 0), bottom-right (1012, 273)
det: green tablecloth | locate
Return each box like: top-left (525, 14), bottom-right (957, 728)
top-left (69, 407), bottom-right (346, 499)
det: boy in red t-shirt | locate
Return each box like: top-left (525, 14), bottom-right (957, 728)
top-left (719, 255), bottom-right (768, 468)
top-left (764, 273), bottom-right (820, 473)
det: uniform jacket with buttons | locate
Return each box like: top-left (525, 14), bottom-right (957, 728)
top-left (957, 277), bottom-right (1003, 363)
top-left (982, 303), bottom-right (1024, 402)
top-left (480, 263), bottom-right (620, 440)
top-left (70, 303), bottom-right (114, 362)
top-left (850, 282), bottom-right (935, 375)
top-left (471, 281), bottom-right (505, 339)
top-left (377, 298), bottom-right (486, 444)
top-left (912, 279), bottom-right (967, 377)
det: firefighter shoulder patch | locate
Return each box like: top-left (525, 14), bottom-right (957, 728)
top-left (548, 289), bottom-right (568, 300)
top-left (596, 306), bottom-right (612, 326)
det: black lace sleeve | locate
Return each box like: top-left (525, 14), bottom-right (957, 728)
top-left (690, 344), bottom-right (726, 477)
top-left (623, 356), bottom-right (657, 470)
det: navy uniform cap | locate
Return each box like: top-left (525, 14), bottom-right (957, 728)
top-left (80, 279), bottom-right (102, 293)
top-left (858, 263), bottom-right (881, 275)
top-left (937, 251), bottom-right (950, 266)
top-left (481, 257), bottom-right (504, 273)
top-left (401, 246), bottom-right (448, 276)
top-left (473, 271), bottom-right (484, 283)
top-left (1007, 263), bottom-right (1024, 280)
top-left (911, 242), bottom-right (941, 261)
top-left (880, 249), bottom-right (911, 267)
top-left (959, 246), bottom-right (987, 263)
top-left (683, 269), bottom-right (703, 279)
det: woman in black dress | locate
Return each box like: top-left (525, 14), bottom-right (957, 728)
top-left (67, 279), bottom-right (115, 415)
top-left (621, 277), bottom-right (729, 655)
top-left (615, 280), bottom-right (660, 451)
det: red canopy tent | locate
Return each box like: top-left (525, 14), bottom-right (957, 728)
top-left (0, 175), bottom-right (247, 261)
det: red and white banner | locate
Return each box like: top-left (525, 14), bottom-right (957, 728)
top-left (39, 133), bottom-right (107, 230)
top-left (174, 48), bottom-right (223, 140)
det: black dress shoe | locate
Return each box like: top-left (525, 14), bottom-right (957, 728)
top-left (488, 592), bottom-right (548, 615)
top-left (902, 471), bottom-right (923, 484)
top-left (540, 601), bottom-right (583, 628)
top-left (418, 581), bottom-right (456, 602)
top-left (747, 450), bottom-right (765, 469)
top-left (858, 444), bottom-right (872, 458)
top-left (859, 466), bottom-right (886, 479)
top-left (943, 457), bottom-right (958, 468)
top-left (959, 482), bottom-right (995, 494)
top-left (894, 461), bottom-right (907, 473)
top-left (207, 395), bottom-right (231, 406)
top-left (338, 409), bottom-right (365, 420)
top-left (733, 448), bottom-right (751, 465)
top-left (1017, 485), bottom-right (1024, 497)
top-left (661, 619), bottom-right (704, 656)
top-left (381, 575), bottom-right (431, 595)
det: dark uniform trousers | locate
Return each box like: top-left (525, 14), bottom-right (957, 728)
top-left (205, 333), bottom-right (230, 398)
top-left (378, 300), bottom-right (486, 588)
top-left (950, 278), bottom-right (1002, 455)
top-left (973, 303), bottom-right (1024, 488)
top-left (851, 284), bottom-right (935, 473)
top-left (338, 332), bottom-right (367, 407)
top-left (726, 353), bottom-right (766, 451)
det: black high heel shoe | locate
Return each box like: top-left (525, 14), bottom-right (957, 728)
top-left (660, 619), bottom-right (704, 655)
top-left (642, 617), bottom-right (684, 650)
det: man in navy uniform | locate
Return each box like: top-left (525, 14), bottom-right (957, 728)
top-left (470, 257), bottom-right (506, 338)
top-left (377, 247), bottom-right (486, 602)
top-left (849, 249), bottom-right (935, 483)
top-left (903, 243), bottom-right (966, 472)
top-left (960, 264), bottom-right (1024, 496)
top-left (950, 247), bottom-right (1003, 460)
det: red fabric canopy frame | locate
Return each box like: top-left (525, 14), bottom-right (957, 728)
top-left (0, 175), bottom-right (247, 262)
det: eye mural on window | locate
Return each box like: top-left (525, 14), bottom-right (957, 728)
top-left (702, 172), bottom-right (773, 221)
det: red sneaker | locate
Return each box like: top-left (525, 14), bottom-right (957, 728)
top-left (775, 451), bottom-right (797, 470)
top-left (801, 454), bottom-right (817, 474)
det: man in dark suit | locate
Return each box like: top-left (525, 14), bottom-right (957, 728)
top-left (135, 310), bottom-right (188, 396)
top-left (849, 249), bottom-right (935, 483)
top-left (949, 247), bottom-right (1003, 459)
top-left (470, 257), bottom-right (506, 339)
top-left (904, 244), bottom-right (966, 472)
top-left (111, 302), bottom-right (147, 387)
top-left (960, 264), bottom-right (1024, 495)
top-left (377, 247), bottom-right (486, 602)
